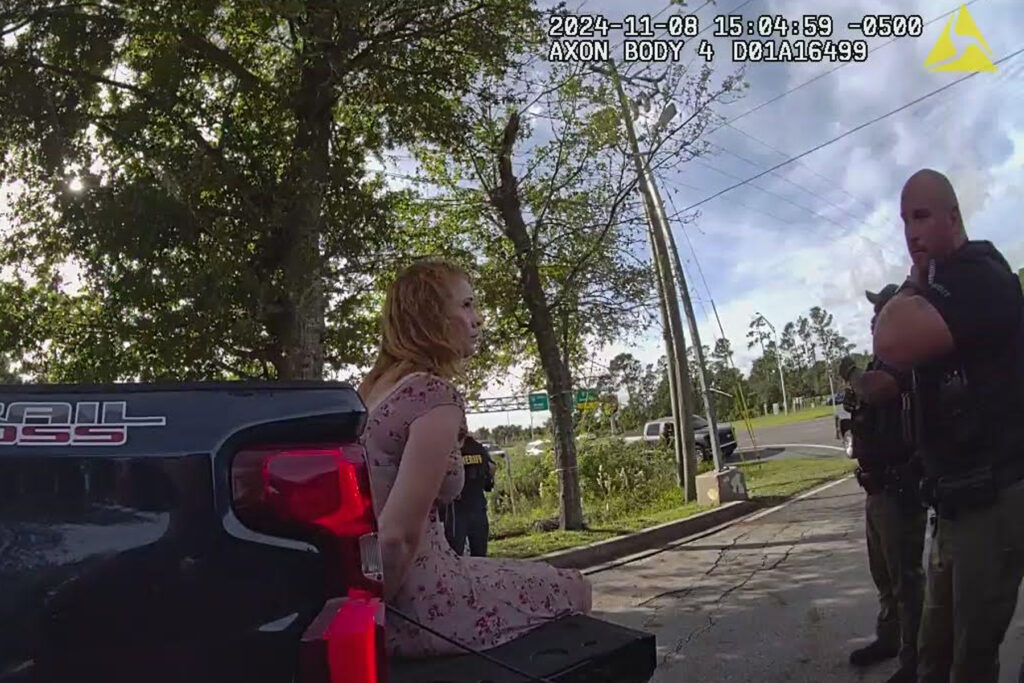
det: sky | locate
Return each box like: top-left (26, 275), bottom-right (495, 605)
top-left (465, 0), bottom-right (1024, 432)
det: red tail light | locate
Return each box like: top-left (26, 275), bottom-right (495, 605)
top-left (231, 443), bottom-right (387, 683)
top-left (299, 597), bottom-right (386, 683)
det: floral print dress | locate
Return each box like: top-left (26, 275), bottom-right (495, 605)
top-left (362, 372), bottom-right (592, 658)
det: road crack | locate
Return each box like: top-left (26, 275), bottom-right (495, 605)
top-left (637, 526), bottom-right (757, 608)
top-left (660, 523), bottom-right (808, 664)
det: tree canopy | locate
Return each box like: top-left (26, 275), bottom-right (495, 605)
top-left (0, 0), bottom-right (537, 381)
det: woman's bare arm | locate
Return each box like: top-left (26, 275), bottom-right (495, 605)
top-left (376, 404), bottom-right (463, 601)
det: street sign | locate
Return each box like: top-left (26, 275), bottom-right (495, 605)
top-left (528, 392), bottom-right (549, 412)
top-left (575, 389), bottom-right (599, 412)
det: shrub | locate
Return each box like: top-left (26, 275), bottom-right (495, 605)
top-left (489, 437), bottom-right (725, 536)
top-left (490, 449), bottom-right (555, 516)
top-left (489, 437), bottom-right (717, 525)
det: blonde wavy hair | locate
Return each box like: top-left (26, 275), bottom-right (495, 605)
top-left (358, 258), bottom-right (471, 400)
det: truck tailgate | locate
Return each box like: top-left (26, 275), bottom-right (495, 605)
top-left (0, 382), bottom-right (364, 683)
top-left (389, 615), bottom-right (656, 683)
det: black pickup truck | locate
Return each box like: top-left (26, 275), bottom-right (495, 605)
top-left (0, 382), bottom-right (656, 683)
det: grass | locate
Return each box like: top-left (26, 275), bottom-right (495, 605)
top-left (737, 405), bottom-right (836, 429)
top-left (488, 456), bottom-right (855, 559)
top-left (739, 456), bottom-right (855, 499)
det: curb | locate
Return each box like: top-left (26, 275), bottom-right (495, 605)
top-left (537, 499), bottom-right (759, 570)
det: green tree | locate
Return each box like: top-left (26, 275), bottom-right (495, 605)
top-left (650, 356), bottom-right (673, 420)
top-left (686, 338), bottom-right (749, 422)
top-left (746, 355), bottom-right (783, 413)
top-left (0, 0), bottom-right (537, 381)
top-left (606, 353), bottom-right (640, 429)
top-left (413, 45), bottom-right (740, 526)
top-left (707, 338), bottom-right (747, 421)
top-left (746, 316), bottom-right (787, 411)
top-left (808, 306), bottom-right (853, 398)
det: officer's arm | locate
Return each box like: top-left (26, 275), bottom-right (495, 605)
top-left (848, 367), bottom-right (900, 403)
top-left (873, 293), bottom-right (954, 368)
top-left (875, 257), bottom-right (1020, 368)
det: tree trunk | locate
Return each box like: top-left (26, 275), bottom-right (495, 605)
top-left (272, 3), bottom-right (334, 380)
top-left (491, 112), bottom-right (585, 531)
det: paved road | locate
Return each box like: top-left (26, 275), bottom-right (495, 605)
top-left (715, 414), bottom-right (849, 464)
top-left (590, 476), bottom-right (1024, 683)
top-left (734, 414), bottom-right (843, 451)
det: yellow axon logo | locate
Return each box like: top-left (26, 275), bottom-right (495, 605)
top-left (924, 4), bottom-right (997, 73)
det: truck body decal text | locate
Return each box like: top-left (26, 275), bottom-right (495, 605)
top-left (0, 401), bottom-right (166, 446)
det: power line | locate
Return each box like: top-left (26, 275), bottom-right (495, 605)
top-left (674, 46), bottom-right (1024, 215)
top-left (707, 140), bottom-right (873, 228)
top-left (688, 0), bottom-right (987, 214)
top-left (725, 0), bottom-right (984, 129)
top-left (690, 157), bottom-right (853, 232)
top-left (722, 122), bottom-right (875, 215)
top-left (661, 175), bottom-right (799, 228)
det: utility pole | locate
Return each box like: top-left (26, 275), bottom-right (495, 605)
top-left (647, 205), bottom-right (687, 490)
top-left (649, 168), bottom-right (725, 471)
top-left (608, 59), bottom-right (697, 500)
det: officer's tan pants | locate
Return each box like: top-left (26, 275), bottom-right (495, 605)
top-left (918, 478), bottom-right (1024, 683)
top-left (866, 490), bottom-right (926, 672)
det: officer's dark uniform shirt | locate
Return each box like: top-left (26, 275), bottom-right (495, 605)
top-left (853, 358), bottom-right (912, 472)
top-left (913, 240), bottom-right (1024, 478)
top-left (457, 437), bottom-right (493, 504)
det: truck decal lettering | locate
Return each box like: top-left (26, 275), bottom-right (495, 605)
top-left (0, 401), bottom-right (165, 446)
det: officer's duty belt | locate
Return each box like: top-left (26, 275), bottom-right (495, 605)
top-left (925, 458), bottom-right (1024, 519)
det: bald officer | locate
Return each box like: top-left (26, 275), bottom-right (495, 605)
top-left (873, 169), bottom-right (1024, 683)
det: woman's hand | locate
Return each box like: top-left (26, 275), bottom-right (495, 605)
top-left (377, 403), bottom-right (463, 601)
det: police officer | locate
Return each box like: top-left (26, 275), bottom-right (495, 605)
top-left (839, 284), bottom-right (926, 683)
top-left (873, 169), bottom-right (1024, 683)
top-left (443, 435), bottom-right (495, 557)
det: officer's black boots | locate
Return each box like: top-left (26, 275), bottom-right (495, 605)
top-left (849, 640), bottom-right (898, 667)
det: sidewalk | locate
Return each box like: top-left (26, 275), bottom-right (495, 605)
top-left (589, 477), bottom-right (1024, 683)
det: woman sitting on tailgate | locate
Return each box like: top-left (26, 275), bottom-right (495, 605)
top-left (358, 258), bottom-right (592, 658)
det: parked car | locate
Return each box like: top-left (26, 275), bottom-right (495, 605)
top-left (525, 439), bottom-right (549, 456)
top-left (0, 381), bottom-right (656, 683)
top-left (479, 440), bottom-right (506, 458)
top-left (624, 415), bottom-right (738, 461)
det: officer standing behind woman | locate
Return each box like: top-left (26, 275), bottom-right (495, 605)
top-left (443, 435), bottom-right (496, 557)
top-left (838, 284), bottom-right (926, 683)
top-left (873, 169), bottom-right (1024, 683)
